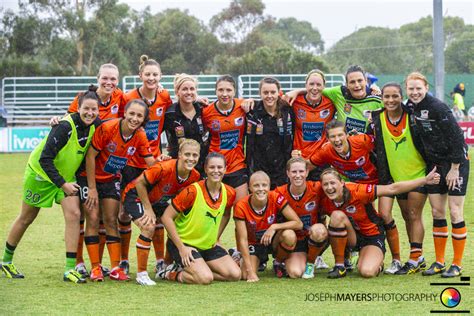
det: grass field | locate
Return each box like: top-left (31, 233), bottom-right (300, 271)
top-left (0, 153), bottom-right (473, 315)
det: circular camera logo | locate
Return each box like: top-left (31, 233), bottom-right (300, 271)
top-left (440, 287), bottom-right (461, 308)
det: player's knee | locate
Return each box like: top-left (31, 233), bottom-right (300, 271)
top-left (281, 229), bottom-right (297, 245)
top-left (358, 265), bottom-right (378, 278)
top-left (195, 271), bottom-right (213, 285)
top-left (226, 266), bottom-right (242, 282)
top-left (310, 224), bottom-right (327, 242)
top-left (330, 210), bottom-right (346, 223)
top-left (141, 223), bottom-right (155, 238)
top-left (286, 265), bottom-right (303, 279)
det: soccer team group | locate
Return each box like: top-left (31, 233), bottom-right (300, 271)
top-left (1, 55), bottom-right (469, 286)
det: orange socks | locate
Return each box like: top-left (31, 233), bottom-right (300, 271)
top-left (118, 220), bottom-right (132, 262)
top-left (328, 226), bottom-right (347, 265)
top-left (136, 234), bottom-right (152, 273)
top-left (452, 221), bottom-right (467, 267)
top-left (409, 242), bottom-right (422, 263)
top-left (384, 220), bottom-right (401, 261)
top-left (433, 219), bottom-right (448, 264)
top-left (153, 224), bottom-right (165, 261)
top-left (275, 241), bottom-right (296, 262)
top-left (106, 235), bottom-right (121, 269)
top-left (84, 236), bottom-right (100, 268)
top-left (307, 239), bottom-right (327, 264)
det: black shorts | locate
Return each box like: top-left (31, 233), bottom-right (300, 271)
top-left (167, 239), bottom-right (227, 266)
top-left (293, 238), bottom-right (309, 253)
top-left (356, 233), bottom-right (386, 254)
top-left (121, 166), bottom-right (145, 190)
top-left (77, 176), bottom-right (121, 203)
top-left (249, 243), bottom-right (274, 263)
top-left (222, 168), bottom-right (249, 188)
top-left (425, 160), bottom-right (469, 196)
top-left (123, 194), bottom-right (169, 221)
top-left (395, 186), bottom-right (428, 200)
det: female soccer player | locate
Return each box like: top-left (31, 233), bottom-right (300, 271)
top-left (202, 75), bottom-right (248, 203)
top-left (160, 152), bottom-right (241, 284)
top-left (246, 77), bottom-right (293, 188)
top-left (234, 171), bottom-right (303, 282)
top-left (118, 55), bottom-right (172, 276)
top-left (81, 99), bottom-right (154, 282)
top-left (405, 72), bottom-right (469, 278)
top-left (275, 158), bottom-right (328, 279)
top-left (164, 74), bottom-right (209, 177)
top-left (122, 139), bottom-right (201, 285)
top-left (1, 86), bottom-right (99, 283)
top-left (369, 82), bottom-right (428, 275)
top-left (320, 167), bottom-right (440, 279)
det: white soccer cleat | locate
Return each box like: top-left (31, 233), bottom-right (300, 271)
top-left (136, 271), bottom-right (156, 286)
top-left (315, 256), bottom-right (329, 269)
top-left (384, 260), bottom-right (402, 275)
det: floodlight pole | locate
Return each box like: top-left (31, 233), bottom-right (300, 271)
top-left (433, 0), bottom-right (445, 101)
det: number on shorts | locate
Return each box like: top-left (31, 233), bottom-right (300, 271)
top-left (25, 189), bottom-right (41, 203)
top-left (79, 186), bottom-right (89, 200)
top-left (136, 203), bottom-right (144, 214)
top-left (248, 245), bottom-right (255, 254)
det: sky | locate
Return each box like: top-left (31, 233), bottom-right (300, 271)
top-left (1, 0), bottom-right (473, 48)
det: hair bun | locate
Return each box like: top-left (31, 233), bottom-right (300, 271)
top-left (140, 55), bottom-right (149, 64)
top-left (88, 84), bottom-right (98, 93)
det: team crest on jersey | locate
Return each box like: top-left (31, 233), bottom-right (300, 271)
top-left (162, 183), bottom-right (172, 193)
top-left (127, 146), bottom-right (136, 156)
top-left (175, 126), bottom-right (185, 138)
top-left (305, 201), bottom-right (316, 211)
top-left (111, 104), bottom-right (119, 114)
top-left (156, 108), bottom-right (163, 116)
top-left (366, 184), bottom-right (374, 193)
top-left (277, 118), bottom-right (283, 127)
top-left (346, 205), bottom-right (356, 214)
top-left (267, 214), bottom-right (275, 224)
top-left (211, 120), bottom-right (221, 131)
top-left (106, 141), bottom-right (117, 153)
top-left (421, 110), bottom-right (429, 119)
top-left (355, 156), bottom-right (366, 167)
top-left (234, 117), bottom-right (244, 126)
top-left (363, 110), bottom-right (371, 118)
top-left (344, 103), bottom-right (352, 114)
top-left (297, 109), bottom-right (306, 119)
top-left (320, 109), bottom-right (330, 119)
top-left (277, 194), bottom-right (285, 205)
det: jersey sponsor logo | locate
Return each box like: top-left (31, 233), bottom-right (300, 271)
top-left (219, 129), bottom-right (239, 150)
top-left (297, 108), bottom-right (306, 119)
top-left (277, 194), bottom-right (285, 205)
top-left (345, 205), bottom-right (356, 214)
top-left (355, 156), bottom-right (366, 167)
top-left (391, 137), bottom-right (407, 151)
top-left (111, 104), bottom-right (119, 114)
top-left (156, 108), bottom-right (164, 116)
top-left (104, 155), bottom-right (128, 175)
top-left (234, 116), bottom-right (244, 126)
top-left (196, 117), bottom-right (202, 125)
top-left (320, 109), bottom-right (331, 119)
top-left (267, 214), bottom-right (275, 224)
top-left (305, 201), bottom-right (316, 211)
top-left (175, 126), bottom-right (185, 138)
top-left (302, 122), bottom-right (324, 142)
top-left (421, 110), bottom-right (429, 119)
top-left (106, 141), bottom-right (117, 153)
top-left (162, 183), bottom-right (172, 193)
top-left (211, 120), bottom-right (221, 131)
top-left (256, 123), bottom-right (263, 135)
top-left (366, 184), bottom-right (374, 193)
top-left (344, 103), bottom-right (352, 114)
top-left (144, 120), bottom-right (160, 141)
top-left (344, 168), bottom-right (368, 181)
top-left (345, 117), bottom-right (366, 134)
top-left (127, 146), bottom-right (136, 156)
top-left (300, 214), bottom-right (312, 229)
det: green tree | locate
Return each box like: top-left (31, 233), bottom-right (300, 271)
top-left (445, 26), bottom-right (474, 73)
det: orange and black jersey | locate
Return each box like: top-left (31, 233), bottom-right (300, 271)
top-left (202, 99), bottom-right (246, 174)
top-left (171, 180), bottom-right (236, 214)
top-left (68, 88), bottom-right (125, 120)
top-left (123, 159), bottom-right (200, 206)
top-left (233, 191), bottom-right (288, 245)
top-left (310, 134), bottom-right (378, 184)
top-left (82, 118), bottom-right (151, 182)
top-left (292, 94), bottom-right (335, 159)
top-left (320, 182), bottom-right (383, 236)
top-left (124, 88), bottom-right (173, 167)
top-left (275, 181), bottom-right (324, 240)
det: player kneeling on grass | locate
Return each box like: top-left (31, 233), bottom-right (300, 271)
top-left (234, 171), bottom-right (303, 282)
top-left (122, 139), bottom-right (201, 285)
top-left (160, 152), bottom-right (241, 284)
top-left (1, 86), bottom-right (99, 283)
top-left (275, 158), bottom-right (329, 279)
top-left (320, 167), bottom-right (440, 279)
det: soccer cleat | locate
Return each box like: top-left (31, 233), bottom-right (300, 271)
top-left (136, 271), bottom-right (156, 286)
top-left (327, 265), bottom-right (347, 279)
top-left (273, 260), bottom-right (287, 278)
top-left (258, 261), bottom-right (267, 272)
top-left (385, 260), bottom-right (402, 275)
top-left (228, 248), bottom-right (242, 266)
top-left (1, 263), bottom-right (25, 279)
top-left (395, 258), bottom-right (426, 275)
top-left (302, 263), bottom-right (315, 279)
top-left (109, 267), bottom-right (130, 281)
top-left (418, 257), bottom-right (427, 271)
top-left (75, 263), bottom-right (89, 278)
top-left (119, 260), bottom-right (130, 276)
top-left (344, 258), bottom-right (354, 272)
top-left (90, 265), bottom-right (104, 282)
top-left (101, 265), bottom-right (111, 277)
top-left (63, 269), bottom-right (87, 284)
top-left (154, 260), bottom-right (167, 280)
top-left (163, 263), bottom-right (183, 281)
top-left (315, 256), bottom-right (329, 269)
top-left (422, 262), bottom-right (446, 276)
top-left (441, 265), bottom-right (462, 278)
